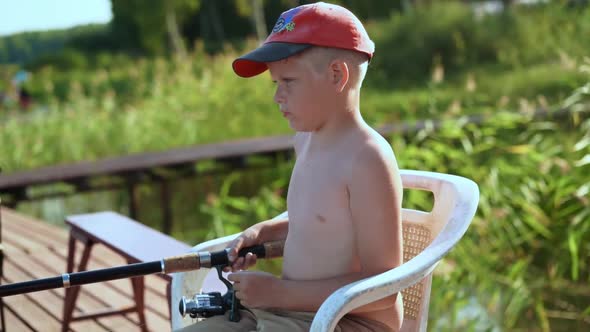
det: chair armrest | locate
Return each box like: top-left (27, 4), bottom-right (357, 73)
top-left (310, 246), bottom-right (442, 332)
top-left (189, 233), bottom-right (242, 253)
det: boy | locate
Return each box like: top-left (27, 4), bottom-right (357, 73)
top-left (180, 2), bottom-right (403, 331)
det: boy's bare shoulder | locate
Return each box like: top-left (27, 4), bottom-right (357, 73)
top-left (357, 130), bottom-right (397, 167)
top-left (347, 129), bottom-right (402, 229)
top-left (349, 129), bottom-right (400, 185)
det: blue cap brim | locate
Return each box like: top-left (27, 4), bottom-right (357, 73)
top-left (232, 42), bottom-right (312, 78)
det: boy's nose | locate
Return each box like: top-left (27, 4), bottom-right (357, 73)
top-left (274, 87), bottom-right (286, 104)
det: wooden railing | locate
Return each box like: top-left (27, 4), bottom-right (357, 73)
top-left (0, 135), bottom-right (295, 233)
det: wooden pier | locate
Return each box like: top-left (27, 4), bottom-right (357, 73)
top-left (1, 207), bottom-right (172, 332)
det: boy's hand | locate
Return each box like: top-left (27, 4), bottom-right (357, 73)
top-left (228, 271), bottom-right (281, 308)
top-left (224, 227), bottom-right (260, 272)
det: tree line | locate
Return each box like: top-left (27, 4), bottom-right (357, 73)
top-left (1, 0), bottom-right (585, 70)
top-left (0, 0), bottom-right (409, 65)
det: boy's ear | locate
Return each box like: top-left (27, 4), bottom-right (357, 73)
top-left (329, 59), bottom-right (349, 93)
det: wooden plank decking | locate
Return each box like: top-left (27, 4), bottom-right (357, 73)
top-left (1, 207), bottom-right (173, 332)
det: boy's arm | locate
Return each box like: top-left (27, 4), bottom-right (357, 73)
top-left (226, 215), bottom-right (288, 271)
top-left (253, 215), bottom-right (289, 243)
top-left (276, 142), bottom-right (403, 312)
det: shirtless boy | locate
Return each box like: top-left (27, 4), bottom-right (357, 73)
top-left (180, 2), bottom-right (403, 331)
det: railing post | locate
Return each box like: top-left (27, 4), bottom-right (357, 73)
top-left (0, 197), bottom-right (6, 332)
top-left (127, 180), bottom-right (139, 221)
top-left (160, 180), bottom-right (173, 235)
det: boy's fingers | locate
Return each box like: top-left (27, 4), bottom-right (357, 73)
top-left (244, 253), bottom-right (257, 268)
top-left (228, 237), bottom-right (244, 261)
top-left (244, 253), bottom-right (251, 266)
top-left (227, 273), bottom-right (239, 283)
top-left (232, 257), bottom-right (245, 271)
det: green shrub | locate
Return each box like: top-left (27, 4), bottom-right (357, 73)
top-left (366, 1), bottom-right (590, 88)
top-left (26, 48), bottom-right (89, 71)
top-left (367, 2), bottom-right (485, 87)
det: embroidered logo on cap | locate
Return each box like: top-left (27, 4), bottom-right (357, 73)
top-left (272, 7), bottom-right (302, 34)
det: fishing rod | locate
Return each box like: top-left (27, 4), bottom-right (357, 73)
top-left (0, 240), bottom-right (284, 298)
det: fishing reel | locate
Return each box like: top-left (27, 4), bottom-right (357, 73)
top-left (179, 265), bottom-right (243, 322)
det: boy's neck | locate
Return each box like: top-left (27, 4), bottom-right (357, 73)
top-left (308, 103), bottom-right (366, 150)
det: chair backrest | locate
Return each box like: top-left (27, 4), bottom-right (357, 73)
top-left (399, 170), bottom-right (473, 332)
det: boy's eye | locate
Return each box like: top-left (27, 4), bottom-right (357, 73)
top-left (271, 78), bottom-right (295, 85)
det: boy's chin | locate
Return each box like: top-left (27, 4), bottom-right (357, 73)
top-left (290, 122), bottom-right (320, 132)
top-left (286, 119), bottom-right (299, 131)
top-left (288, 122), bottom-right (308, 132)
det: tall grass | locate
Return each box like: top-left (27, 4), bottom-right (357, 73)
top-left (0, 51), bottom-right (586, 172)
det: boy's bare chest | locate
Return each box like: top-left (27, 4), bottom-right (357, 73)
top-left (282, 154), bottom-right (359, 280)
top-left (287, 155), bottom-right (352, 222)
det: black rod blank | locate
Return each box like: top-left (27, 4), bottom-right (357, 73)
top-left (0, 241), bottom-right (283, 298)
top-left (0, 261), bottom-right (162, 297)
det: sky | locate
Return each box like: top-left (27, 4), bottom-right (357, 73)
top-left (0, 0), bottom-right (112, 36)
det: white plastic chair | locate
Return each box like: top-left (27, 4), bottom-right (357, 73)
top-left (170, 170), bottom-right (479, 332)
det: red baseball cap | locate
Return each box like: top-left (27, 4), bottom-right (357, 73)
top-left (232, 2), bottom-right (375, 78)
